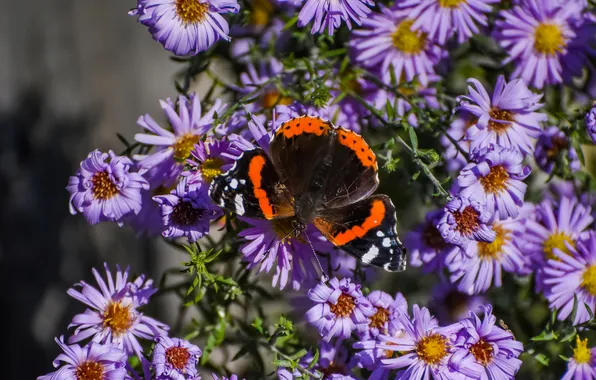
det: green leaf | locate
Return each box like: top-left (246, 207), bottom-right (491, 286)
top-left (531, 331), bottom-right (558, 341)
top-left (200, 314), bottom-right (227, 365)
top-left (558, 355), bottom-right (570, 362)
top-left (252, 318), bottom-right (264, 334)
top-left (412, 171), bottom-right (420, 181)
top-left (570, 294), bottom-right (579, 325)
top-left (585, 302), bottom-right (594, 320)
top-left (534, 353), bottom-right (550, 366)
top-left (290, 349), bottom-right (308, 360)
top-left (408, 128), bottom-right (418, 151)
top-left (307, 348), bottom-right (320, 370)
top-left (560, 327), bottom-right (577, 343)
top-left (272, 359), bottom-right (294, 368)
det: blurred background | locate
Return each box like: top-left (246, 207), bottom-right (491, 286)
top-left (0, 1), bottom-right (189, 376)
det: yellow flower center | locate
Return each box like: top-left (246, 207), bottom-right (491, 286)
top-left (581, 265), bottom-right (596, 296)
top-left (478, 223), bottom-right (508, 260)
top-left (91, 172), bottom-right (119, 200)
top-left (534, 23), bottom-right (565, 55)
top-left (176, 0), bottom-right (209, 24)
top-left (416, 334), bottom-right (449, 365)
top-left (453, 206), bottom-right (481, 235)
top-left (166, 346), bottom-right (191, 370)
top-left (573, 336), bottom-right (592, 364)
top-left (543, 231), bottom-right (574, 260)
top-left (103, 301), bottom-right (134, 337)
top-left (439, 0), bottom-right (466, 7)
top-left (172, 134), bottom-right (200, 160)
top-left (488, 108), bottom-right (515, 133)
top-left (261, 90), bottom-right (293, 108)
top-left (479, 165), bottom-right (509, 194)
top-left (392, 20), bottom-right (427, 54)
top-left (250, 0), bottom-right (273, 26)
top-left (201, 158), bottom-right (224, 183)
top-left (329, 294), bottom-right (356, 318)
top-left (272, 218), bottom-right (297, 242)
top-left (75, 360), bottom-right (104, 380)
top-left (469, 339), bottom-right (494, 366)
top-left (369, 307), bottom-right (390, 330)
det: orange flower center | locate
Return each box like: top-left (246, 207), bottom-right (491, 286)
top-left (92, 172), bottom-right (119, 200)
top-left (261, 90), bottom-right (293, 108)
top-left (75, 360), bottom-right (104, 380)
top-left (479, 165), bottom-right (509, 194)
top-left (369, 307), bottom-right (390, 330)
top-left (102, 301), bottom-right (133, 337)
top-left (453, 206), bottom-right (480, 235)
top-left (469, 339), bottom-right (494, 366)
top-left (416, 334), bottom-right (449, 365)
top-left (488, 108), bottom-right (515, 133)
top-left (329, 294), bottom-right (356, 318)
top-left (166, 346), bottom-right (191, 370)
top-left (176, 0), bottom-right (209, 24)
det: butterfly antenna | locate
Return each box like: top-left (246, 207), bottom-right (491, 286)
top-left (302, 231), bottom-right (329, 283)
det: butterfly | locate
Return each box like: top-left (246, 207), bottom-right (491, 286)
top-left (209, 115), bottom-right (406, 272)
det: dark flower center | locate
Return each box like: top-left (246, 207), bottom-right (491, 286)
top-left (546, 135), bottom-right (569, 160)
top-left (469, 339), bottom-right (494, 366)
top-left (416, 334), bottom-right (449, 365)
top-left (166, 346), bottom-right (191, 370)
top-left (423, 223), bottom-right (447, 249)
top-left (479, 165), bottom-right (509, 194)
top-left (329, 294), bottom-right (356, 318)
top-left (321, 362), bottom-right (347, 378)
top-left (171, 201), bottom-right (204, 226)
top-left (103, 301), bottom-right (133, 337)
top-left (176, 0), bottom-right (209, 24)
top-left (453, 206), bottom-right (480, 235)
top-left (92, 172), bottom-right (119, 200)
top-left (443, 290), bottom-right (469, 321)
top-left (488, 108), bottom-right (514, 133)
top-left (75, 360), bottom-right (104, 380)
top-left (369, 307), bottom-right (390, 329)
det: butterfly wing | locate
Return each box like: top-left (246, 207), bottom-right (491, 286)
top-left (318, 127), bottom-right (379, 209)
top-left (209, 148), bottom-right (294, 219)
top-left (313, 195), bottom-right (406, 272)
top-left (269, 116), bottom-right (336, 196)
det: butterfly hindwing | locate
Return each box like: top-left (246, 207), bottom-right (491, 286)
top-left (312, 194), bottom-right (406, 272)
top-left (209, 148), bottom-right (294, 219)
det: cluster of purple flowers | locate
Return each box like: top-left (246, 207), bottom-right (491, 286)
top-left (38, 264), bottom-right (244, 380)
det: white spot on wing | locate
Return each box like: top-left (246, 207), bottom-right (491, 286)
top-left (376, 231), bottom-right (385, 237)
top-left (230, 179), bottom-right (239, 189)
top-left (234, 194), bottom-right (245, 215)
top-left (382, 238), bottom-right (392, 248)
top-left (362, 245), bottom-right (379, 264)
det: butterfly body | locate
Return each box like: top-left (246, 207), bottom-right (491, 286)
top-left (209, 116), bottom-right (407, 272)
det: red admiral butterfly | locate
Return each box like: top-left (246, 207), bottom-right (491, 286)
top-left (209, 116), bottom-right (406, 272)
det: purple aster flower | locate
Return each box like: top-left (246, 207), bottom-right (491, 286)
top-left (186, 138), bottom-right (238, 184)
top-left (350, 6), bottom-right (444, 86)
top-left (441, 112), bottom-right (477, 173)
top-left (524, 196), bottom-right (593, 273)
top-left (534, 126), bottom-right (581, 174)
top-left (37, 337), bottom-right (127, 380)
top-left (398, 0), bottom-right (498, 44)
top-left (297, 0), bottom-right (373, 35)
top-left (562, 336), bottom-right (596, 380)
top-left (239, 217), bottom-right (331, 290)
top-left (67, 150), bottom-right (149, 225)
top-left (448, 216), bottom-right (530, 295)
top-left (458, 145), bottom-right (531, 220)
top-left (212, 375), bottom-right (243, 380)
top-left (407, 209), bottom-right (462, 273)
top-left (153, 177), bottom-right (222, 242)
top-left (134, 93), bottom-right (226, 188)
top-left (456, 75), bottom-right (547, 156)
top-left (430, 281), bottom-right (487, 325)
top-left (586, 103), bottom-right (596, 143)
top-left (376, 305), bottom-right (463, 379)
top-left (541, 230), bottom-right (596, 325)
top-left (67, 264), bottom-right (169, 358)
top-left (130, 0), bottom-right (240, 56)
top-left (437, 196), bottom-right (496, 250)
top-left (152, 336), bottom-right (201, 380)
top-left (236, 59), bottom-right (293, 113)
top-left (494, 0), bottom-right (586, 88)
top-left (361, 291), bottom-right (408, 340)
top-left (306, 277), bottom-right (375, 341)
top-left (449, 305), bottom-right (523, 379)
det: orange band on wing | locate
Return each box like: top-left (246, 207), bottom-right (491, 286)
top-left (330, 199), bottom-right (385, 246)
top-left (276, 116), bottom-right (332, 138)
top-left (337, 129), bottom-right (377, 169)
top-left (248, 155), bottom-right (275, 219)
